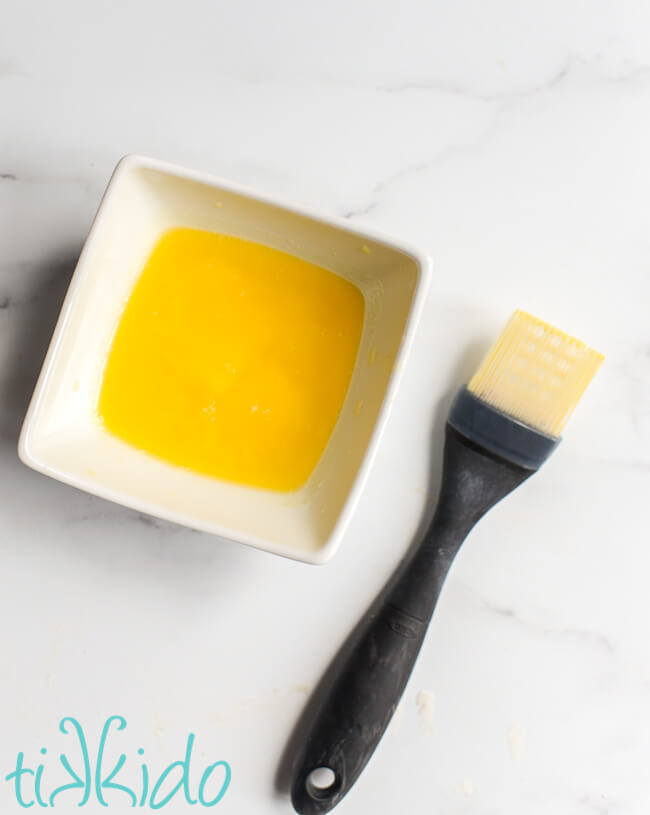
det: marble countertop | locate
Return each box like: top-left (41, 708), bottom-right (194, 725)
top-left (2, 1), bottom-right (649, 812)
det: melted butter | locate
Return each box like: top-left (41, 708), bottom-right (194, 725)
top-left (98, 228), bottom-right (364, 491)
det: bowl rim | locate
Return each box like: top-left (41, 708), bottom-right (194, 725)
top-left (18, 153), bottom-right (433, 565)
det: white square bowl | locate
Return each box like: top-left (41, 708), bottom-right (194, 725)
top-left (18, 155), bottom-right (432, 564)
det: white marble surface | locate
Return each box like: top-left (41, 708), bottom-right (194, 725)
top-left (1, 1), bottom-right (649, 812)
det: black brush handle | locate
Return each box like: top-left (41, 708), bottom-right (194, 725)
top-left (291, 425), bottom-right (532, 814)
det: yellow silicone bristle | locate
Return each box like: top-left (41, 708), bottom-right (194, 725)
top-left (467, 310), bottom-right (604, 437)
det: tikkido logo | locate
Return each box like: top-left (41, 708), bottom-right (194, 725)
top-left (4, 716), bottom-right (231, 809)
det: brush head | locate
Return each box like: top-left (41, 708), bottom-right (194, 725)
top-left (467, 310), bottom-right (604, 438)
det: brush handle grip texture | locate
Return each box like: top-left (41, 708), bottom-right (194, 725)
top-left (291, 425), bottom-right (532, 815)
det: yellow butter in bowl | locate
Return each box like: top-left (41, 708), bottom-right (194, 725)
top-left (98, 228), bottom-right (365, 491)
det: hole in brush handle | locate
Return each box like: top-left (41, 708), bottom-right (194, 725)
top-left (305, 767), bottom-right (340, 800)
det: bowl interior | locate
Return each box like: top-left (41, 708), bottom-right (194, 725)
top-left (21, 157), bottom-right (423, 562)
